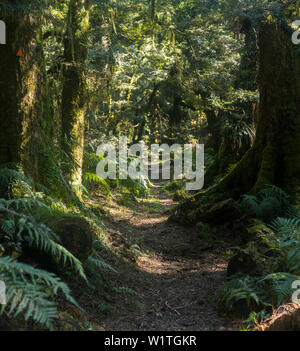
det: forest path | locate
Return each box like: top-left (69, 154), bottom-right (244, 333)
top-left (99, 182), bottom-right (240, 331)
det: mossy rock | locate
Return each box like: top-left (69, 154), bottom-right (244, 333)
top-left (21, 216), bottom-right (94, 275)
top-left (50, 216), bottom-right (94, 261)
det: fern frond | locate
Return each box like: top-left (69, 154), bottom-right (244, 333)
top-left (87, 255), bottom-right (118, 274)
top-left (84, 173), bottom-right (111, 195)
top-left (0, 256), bottom-right (78, 329)
top-left (270, 217), bottom-right (300, 237)
top-left (258, 185), bottom-right (289, 204)
top-left (242, 186), bottom-right (296, 222)
top-left (0, 168), bottom-right (34, 187)
top-left (260, 272), bottom-right (300, 306)
top-left (0, 201), bottom-right (86, 280)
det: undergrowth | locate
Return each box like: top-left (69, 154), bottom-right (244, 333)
top-left (218, 186), bottom-right (300, 328)
top-left (0, 167), bottom-right (117, 329)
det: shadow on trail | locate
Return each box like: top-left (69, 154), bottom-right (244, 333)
top-left (99, 182), bottom-right (240, 331)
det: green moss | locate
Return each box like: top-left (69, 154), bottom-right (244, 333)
top-left (61, 0), bottom-right (90, 190)
top-left (173, 21), bottom-right (300, 223)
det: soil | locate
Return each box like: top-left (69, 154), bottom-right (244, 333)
top-left (93, 182), bottom-right (242, 331)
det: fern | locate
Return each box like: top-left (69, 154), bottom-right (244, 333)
top-left (0, 168), bottom-right (93, 330)
top-left (0, 199), bottom-right (86, 280)
top-left (260, 273), bottom-right (300, 306)
top-left (258, 186), bottom-right (289, 204)
top-left (0, 169), bottom-right (31, 196)
top-left (270, 217), bottom-right (300, 239)
top-left (84, 172), bottom-right (111, 195)
top-left (242, 185), bottom-right (296, 222)
top-left (114, 286), bottom-right (142, 298)
top-left (0, 256), bottom-right (77, 329)
top-left (0, 167), bottom-right (51, 198)
top-left (0, 168), bottom-right (34, 188)
top-left (217, 274), bottom-right (263, 312)
top-left (5, 198), bottom-right (49, 211)
top-left (268, 217), bottom-right (300, 274)
top-left (87, 255), bottom-right (118, 274)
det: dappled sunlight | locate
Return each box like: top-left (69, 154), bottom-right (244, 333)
top-left (1, 0), bottom-right (298, 333)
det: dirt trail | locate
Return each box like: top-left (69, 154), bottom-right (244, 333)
top-left (100, 183), bottom-right (240, 331)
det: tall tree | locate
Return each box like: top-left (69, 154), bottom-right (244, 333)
top-left (61, 0), bottom-right (90, 190)
top-left (174, 20), bottom-right (300, 224)
top-left (213, 21), bottom-right (300, 201)
top-left (0, 4), bottom-right (52, 185)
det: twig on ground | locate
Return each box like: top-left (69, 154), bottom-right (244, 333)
top-left (165, 301), bottom-right (180, 315)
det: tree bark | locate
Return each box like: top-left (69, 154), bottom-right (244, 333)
top-left (214, 21), bottom-right (300, 202)
top-left (61, 0), bottom-right (90, 190)
top-left (0, 7), bottom-right (52, 185)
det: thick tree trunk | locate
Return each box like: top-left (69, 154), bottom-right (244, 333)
top-left (172, 21), bottom-right (300, 223)
top-left (214, 21), bottom-right (300, 201)
top-left (0, 7), bottom-right (52, 185)
top-left (61, 0), bottom-right (90, 190)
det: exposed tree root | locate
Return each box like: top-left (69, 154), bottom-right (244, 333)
top-left (259, 304), bottom-right (300, 331)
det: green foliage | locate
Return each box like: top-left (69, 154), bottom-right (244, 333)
top-left (163, 180), bottom-right (186, 199)
top-left (242, 185), bottom-right (296, 222)
top-left (244, 310), bottom-right (271, 328)
top-left (0, 168), bottom-right (88, 329)
top-left (84, 172), bottom-right (111, 196)
top-left (261, 272), bottom-right (300, 306)
top-left (172, 189), bottom-right (189, 202)
top-left (0, 256), bottom-right (77, 329)
top-left (268, 217), bottom-right (300, 275)
top-left (3, 0), bottom-right (300, 332)
top-left (0, 198), bottom-right (86, 280)
top-left (218, 205), bottom-right (300, 321)
top-left (217, 274), bottom-right (265, 314)
top-left (87, 255), bottom-right (118, 274)
top-left (83, 147), bottom-right (150, 198)
top-left (0, 168), bottom-right (36, 198)
top-left (84, 0), bottom-right (254, 148)
top-left (119, 176), bottom-right (150, 198)
top-left (217, 271), bottom-right (300, 317)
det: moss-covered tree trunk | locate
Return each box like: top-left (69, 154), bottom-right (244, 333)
top-left (61, 0), bottom-right (90, 190)
top-left (174, 21), bottom-right (300, 223)
top-left (213, 21), bottom-right (300, 202)
top-left (0, 7), bottom-right (52, 185)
